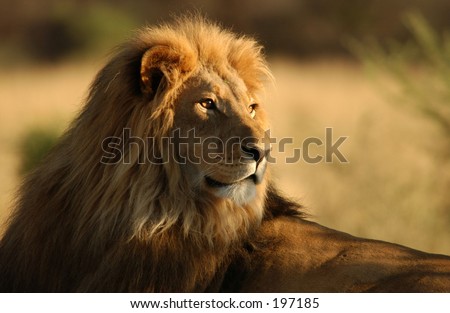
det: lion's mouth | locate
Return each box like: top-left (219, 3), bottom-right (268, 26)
top-left (205, 176), bottom-right (232, 188)
top-left (205, 175), bottom-right (257, 188)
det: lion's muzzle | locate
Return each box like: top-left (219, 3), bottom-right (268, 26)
top-left (204, 148), bottom-right (268, 189)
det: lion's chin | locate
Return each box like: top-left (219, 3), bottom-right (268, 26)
top-left (204, 176), bottom-right (257, 206)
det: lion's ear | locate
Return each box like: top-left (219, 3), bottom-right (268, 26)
top-left (140, 46), bottom-right (194, 97)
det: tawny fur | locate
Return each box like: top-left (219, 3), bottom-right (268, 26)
top-left (1, 17), bottom-right (450, 293)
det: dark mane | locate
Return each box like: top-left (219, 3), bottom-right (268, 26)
top-left (264, 183), bottom-right (306, 219)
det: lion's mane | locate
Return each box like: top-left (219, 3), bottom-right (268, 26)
top-left (0, 17), bottom-right (299, 292)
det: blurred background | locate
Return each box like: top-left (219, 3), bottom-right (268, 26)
top-left (1, 0), bottom-right (449, 254)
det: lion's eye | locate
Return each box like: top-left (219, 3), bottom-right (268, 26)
top-left (248, 104), bottom-right (257, 118)
top-left (198, 98), bottom-right (216, 110)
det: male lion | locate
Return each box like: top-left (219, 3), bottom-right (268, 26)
top-left (1, 17), bottom-right (450, 292)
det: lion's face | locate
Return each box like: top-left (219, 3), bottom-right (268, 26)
top-left (138, 32), bottom-right (272, 211)
top-left (172, 67), bottom-right (269, 205)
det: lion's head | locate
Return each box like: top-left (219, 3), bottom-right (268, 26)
top-left (77, 17), bottom-right (274, 246)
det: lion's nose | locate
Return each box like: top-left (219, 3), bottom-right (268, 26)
top-left (241, 145), bottom-right (268, 164)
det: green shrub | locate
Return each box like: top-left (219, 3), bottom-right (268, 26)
top-left (19, 127), bottom-right (60, 174)
top-left (18, 3), bottom-right (139, 62)
top-left (349, 11), bottom-right (450, 228)
top-left (350, 12), bottom-right (450, 136)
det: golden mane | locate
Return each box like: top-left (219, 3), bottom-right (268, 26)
top-left (81, 17), bottom-right (273, 244)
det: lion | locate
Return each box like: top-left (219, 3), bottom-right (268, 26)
top-left (1, 16), bottom-right (450, 292)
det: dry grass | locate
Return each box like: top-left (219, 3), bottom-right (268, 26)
top-left (0, 61), bottom-right (98, 224)
top-left (1, 57), bottom-right (449, 254)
